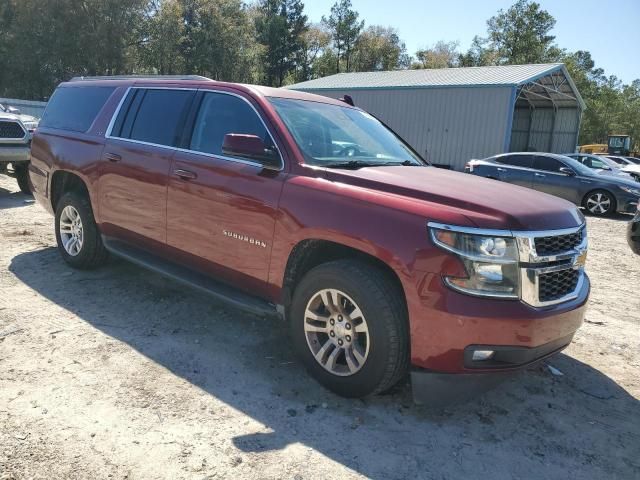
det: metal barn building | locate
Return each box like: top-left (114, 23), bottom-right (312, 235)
top-left (286, 63), bottom-right (585, 171)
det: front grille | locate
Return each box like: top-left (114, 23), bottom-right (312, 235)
top-left (539, 268), bottom-right (580, 302)
top-left (0, 120), bottom-right (25, 139)
top-left (534, 228), bottom-right (583, 256)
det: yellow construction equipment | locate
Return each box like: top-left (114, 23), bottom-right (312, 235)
top-left (579, 135), bottom-right (638, 157)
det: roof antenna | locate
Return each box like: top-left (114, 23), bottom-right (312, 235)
top-left (338, 94), bottom-right (354, 106)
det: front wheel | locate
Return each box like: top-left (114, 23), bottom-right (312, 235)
top-left (14, 163), bottom-right (31, 194)
top-left (55, 191), bottom-right (109, 269)
top-left (290, 260), bottom-right (409, 398)
top-left (584, 189), bottom-right (616, 216)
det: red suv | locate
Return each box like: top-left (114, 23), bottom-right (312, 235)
top-left (29, 77), bottom-right (590, 405)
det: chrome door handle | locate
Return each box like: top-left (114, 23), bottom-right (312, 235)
top-left (534, 173), bottom-right (546, 177)
top-left (497, 167), bottom-right (507, 172)
top-left (173, 169), bottom-right (197, 180)
top-left (104, 152), bottom-right (122, 163)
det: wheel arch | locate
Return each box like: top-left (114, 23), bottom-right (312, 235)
top-left (281, 238), bottom-right (408, 317)
top-left (50, 170), bottom-right (91, 213)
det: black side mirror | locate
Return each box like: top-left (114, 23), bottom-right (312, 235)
top-left (559, 167), bottom-right (576, 176)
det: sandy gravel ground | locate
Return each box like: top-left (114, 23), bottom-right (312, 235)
top-left (1, 174), bottom-right (639, 480)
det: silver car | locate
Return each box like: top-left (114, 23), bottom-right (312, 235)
top-left (466, 152), bottom-right (640, 216)
top-left (564, 153), bottom-right (634, 180)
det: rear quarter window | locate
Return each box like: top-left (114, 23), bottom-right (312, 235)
top-left (39, 86), bottom-right (115, 132)
top-left (112, 89), bottom-right (194, 147)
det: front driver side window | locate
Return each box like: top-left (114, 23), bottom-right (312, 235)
top-left (190, 92), bottom-right (276, 162)
top-left (533, 156), bottom-right (563, 172)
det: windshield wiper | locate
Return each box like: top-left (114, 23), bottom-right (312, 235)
top-left (323, 159), bottom-right (419, 169)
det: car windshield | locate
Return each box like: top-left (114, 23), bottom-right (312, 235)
top-left (268, 97), bottom-right (423, 167)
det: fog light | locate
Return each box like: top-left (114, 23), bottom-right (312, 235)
top-left (472, 350), bottom-right (495, 361)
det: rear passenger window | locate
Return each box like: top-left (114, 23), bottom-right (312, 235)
top-left (533, 156), bottom-right (563, 172)
top-left (40, 86), bottom-right (115, 132)
top-left (497, 155), bottom-right (532, 168)
top-left (122, 89), bottom-right (194, 147)
top-left (189, 92), bottom-right (275, 158)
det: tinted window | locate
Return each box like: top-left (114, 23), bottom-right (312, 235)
top-left (533, 155), bottom-right (564, 172)
top-left (40, 86), bottom-right (115, 132)
top-left (496, 155), bottom-right (532, 168)
top-left (123, 89), bottom-right (194, 146)
top-left (190, 92), bottom-right (274, 158)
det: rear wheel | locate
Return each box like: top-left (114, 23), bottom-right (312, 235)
top-left (290, 260), bottom-right (409, 398)
top-left (55, 191), bottom-right (109, 269)
top-left (14, 163), bottom-right (31, 194)
top-left (584, 189), bottom-right (616, 216)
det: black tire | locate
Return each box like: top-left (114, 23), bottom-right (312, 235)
top-left (14, 163), bottom-right (31, 195)
top-left (55, 191), bottom-right (109, 269)
top-left (583, 189), bottom-right (616, 216)
top-left (290, 259), bottom-right (409, 398)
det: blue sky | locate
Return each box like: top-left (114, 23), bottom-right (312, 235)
top-left (304, 0), bottom-right (640, 84)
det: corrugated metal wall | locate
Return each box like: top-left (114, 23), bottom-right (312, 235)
top-left (0, 98), bottom-right (47, 118)
top-left (509, 107), bottom-right (579, 154)
top-left (302, 87), bottom-right (513, 171)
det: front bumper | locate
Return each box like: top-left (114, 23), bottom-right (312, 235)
top-left (615, 192), bottom-right (640, 213)
top-left (0, 145), bottom-right (30, 163)
top-left (405, 269), bottom-right (589, 405)
top-left (411, 334), bottom-right (574, 406)
top-left (628, 210), bottom-right (640, 254)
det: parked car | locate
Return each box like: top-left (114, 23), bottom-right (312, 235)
top-left (467, 152), bottom-right (640, 216)
top-left (623, 156), bottom-right (640, 165)
top-left (0, 104), bottom-right (39, 193)
top-left (628, 205), bottom-right (640, 255)
top-left (30, 77), bottom-right (591, 406)
top-left (604, 155), bottom-right (640, 181)
top-left (564, 153), bottom-right (634, 180)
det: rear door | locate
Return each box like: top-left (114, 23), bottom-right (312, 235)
top-left (166, 89), bottom-right (287, 291)
top-left (99, 88), bottom-right (195, 245)
top-left (530, 155), bottom-right (581, 203)
top-left (494, 155), bottom-right (534, 188)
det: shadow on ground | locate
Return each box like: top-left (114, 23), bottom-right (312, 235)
top-left (0, 182), bottom-right (35, 210)
top-left (9, 247), bottom-right (640, 479)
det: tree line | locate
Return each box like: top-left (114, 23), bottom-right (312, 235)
top-left (0, 0), bottom-right (637, 149)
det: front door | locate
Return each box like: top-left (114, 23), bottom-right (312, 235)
top-left (166, 90), bottom-right (286, 290)
top-left (99, 87), bottom-right (195, 245)
top-left (530, 155), bottom-right (580, 203)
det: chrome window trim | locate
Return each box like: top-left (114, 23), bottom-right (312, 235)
top-left (427, 222), bottom-right (588, 307)
top-left (105, 86), bottom-right (284, 171)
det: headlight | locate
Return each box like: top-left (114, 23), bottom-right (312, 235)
top-left (620, 185), bottom-right (640, 195)
top-left (22, 121), bottom-right (39, 132)
top-left (429, 225), bottom-right (519, 298)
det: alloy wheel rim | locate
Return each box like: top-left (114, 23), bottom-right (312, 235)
top-left (586, 193), bottom-right (611, 214)
top-left (59, 205), bottom-right (84, 256)
top-left (303, 288), bottom-right (370, 377)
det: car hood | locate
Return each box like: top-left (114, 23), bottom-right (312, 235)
top-left (324, 166), bottom-right (584, 231)
top-left (0, 111), bottom-right (38, 124)
top-left (584, 171), bottom-right (640, 189)
top-left (621, 164), bottom-right (640, 174)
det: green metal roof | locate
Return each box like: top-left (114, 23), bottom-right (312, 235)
top-left (287, 63), bottom-right (565, 89)
top-left (286, 63), bottom-right (585, 109)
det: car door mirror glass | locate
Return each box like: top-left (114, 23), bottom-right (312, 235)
top-left (222, 133), bottom-right (280, 170)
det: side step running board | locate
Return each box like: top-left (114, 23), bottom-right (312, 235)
top-left (102, 236), bottom-right (280, 318)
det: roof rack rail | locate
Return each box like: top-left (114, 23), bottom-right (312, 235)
top-left (69, 75), bottom-right (213, 82)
